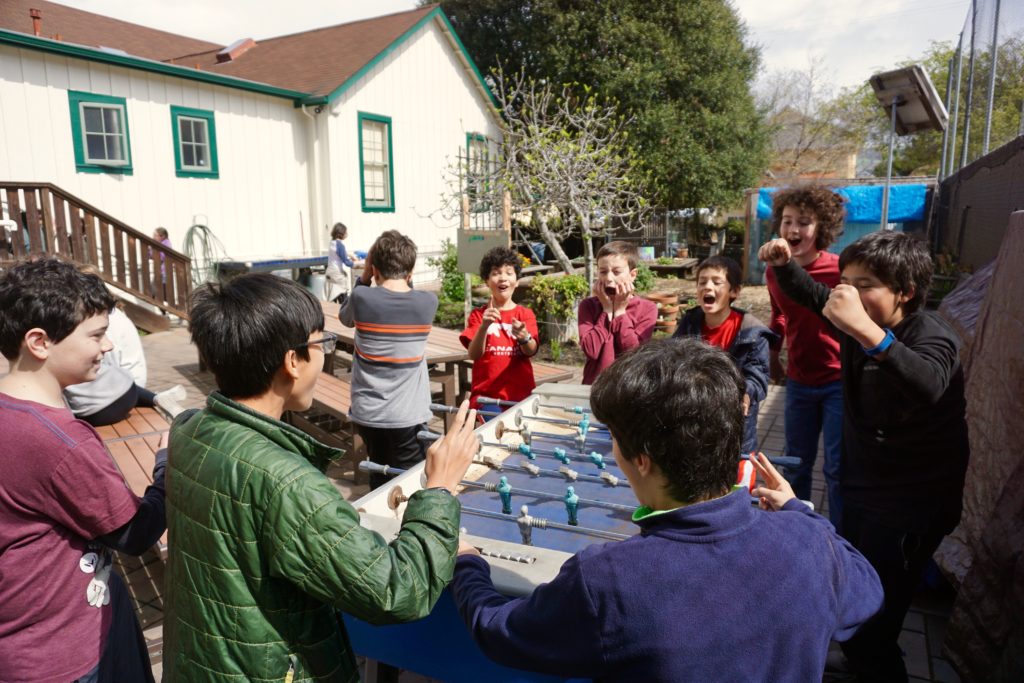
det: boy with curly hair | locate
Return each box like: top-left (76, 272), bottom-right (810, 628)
top-left (460, 246), bottom-right (539, 407)
top-left (767, 184), bottom-right (846, 526)
top-left (760, 230), bottom-right (969, 682)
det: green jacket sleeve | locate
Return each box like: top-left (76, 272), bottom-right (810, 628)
top-left (262, 472), bottom-right (461, 625)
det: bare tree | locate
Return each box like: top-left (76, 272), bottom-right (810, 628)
top-left (491, 68), bottom-right (651, 282)
top-left (758, 62), bottom-right (870, 178)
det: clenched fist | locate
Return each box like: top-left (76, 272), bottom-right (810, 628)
top-left (758, 238), bottom-right (792, 267)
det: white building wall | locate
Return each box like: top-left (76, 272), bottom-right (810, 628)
top-left (322, 19), bottom-right (502, 280)
top-left (0, 44), bottom-right (311, 260)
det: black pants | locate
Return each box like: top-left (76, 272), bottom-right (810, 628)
top-left (839, 506), bottom-right (945, 683)
top-left (356, 422), bottom-right (429, 489)
top-left (73, 572), bottom-right (155, 683)
top-left (82, 385), bottom-right (157, 427)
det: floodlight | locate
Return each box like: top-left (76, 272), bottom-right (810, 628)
top-left (868, 65), bottom-right (948, 229)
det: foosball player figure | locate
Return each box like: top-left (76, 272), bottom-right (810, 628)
top-left (517, 505), bottom-right (533, 546)
top-left (451, 337), bottom-right (883, 682)
top-left (498, 475), bottom-right (513, 515)
top-left (564, 486), bottom-right (580, 526)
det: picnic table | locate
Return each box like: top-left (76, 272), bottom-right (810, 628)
top-left (520, 264), bottom-right (555, 276)
top-left (646, 258), bottom-right (699, 279)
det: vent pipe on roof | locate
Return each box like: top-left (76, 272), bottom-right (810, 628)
top-left (29, 8), bottom-right (41, 36)
top-left (216, 38), bottom-right (257, 63)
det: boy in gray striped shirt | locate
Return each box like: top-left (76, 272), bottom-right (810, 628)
top-left (339, 230), bottom-right (438, 488)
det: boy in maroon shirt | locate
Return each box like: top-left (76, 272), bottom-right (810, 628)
top-left (0, 257), bottom-right (166, 682)
top-left (765, 185), bottom-right (845, 526)
top-left (578, 241), bottom-right (657, 384)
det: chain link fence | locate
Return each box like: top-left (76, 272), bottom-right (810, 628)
top-left (942, 0), bottom-right (1024, 177)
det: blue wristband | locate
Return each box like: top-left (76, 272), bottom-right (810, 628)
top-left (863, 328), bottom-right (895, 357)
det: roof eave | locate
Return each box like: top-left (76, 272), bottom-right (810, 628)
top-left (0, 28), bottom-right (313, 103)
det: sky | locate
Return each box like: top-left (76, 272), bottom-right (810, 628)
top-left (62, 0), bottom-right (971, 92)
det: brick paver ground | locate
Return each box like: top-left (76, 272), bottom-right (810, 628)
top-left (135, 322), bottom-right (958, 682)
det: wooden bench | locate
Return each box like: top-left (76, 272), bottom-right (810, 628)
top-left (456, 358), bottom-right (576, 403)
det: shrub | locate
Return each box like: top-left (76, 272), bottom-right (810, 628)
top-left (633, 262), bottom-right (655, 293)
top-left (426, 239), bottom-right (464, 303)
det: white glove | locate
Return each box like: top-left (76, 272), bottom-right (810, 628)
top-left (85, 550), bottom-right (112, 608)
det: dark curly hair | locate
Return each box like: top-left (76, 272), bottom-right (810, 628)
top-left (771, 185), bottom-right (846, 250)
top-left (839, 231), bottom-right (933, 316)
top-left (0, 256), bottom-right (114, 360)
top-left (590, 337), bottom-right (744, 504)
top-left (479, 246), bottom-right (521, 280)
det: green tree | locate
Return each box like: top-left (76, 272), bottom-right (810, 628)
top-left (430, 0), bottom-right (769, 210)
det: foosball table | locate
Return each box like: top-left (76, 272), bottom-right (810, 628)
top-left (343, 384), bottom-right (792, 682)
top-left (344, 384), bottom-right (623, 682)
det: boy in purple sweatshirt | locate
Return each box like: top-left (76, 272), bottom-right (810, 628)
top-left (451, 338), bottom-right (883, 682)
top-left (577, 241), bottom-right (657, 384)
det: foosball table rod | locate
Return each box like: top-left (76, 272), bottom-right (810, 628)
top-left (415, 431), bottom-right (624, 486)
top-left (358, 462), bottom-right (634, 515)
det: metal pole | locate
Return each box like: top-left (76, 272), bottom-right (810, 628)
top-left (939, 56), bottom-right (955, 181)
top-left (947, 33), bottom-right (964, 176)
top-left (982, 0), bottom-right (1001, 155)
top-left (960, 0), bottom-right (978, 168)
top-left (881, 96), bottom-right (900, 231)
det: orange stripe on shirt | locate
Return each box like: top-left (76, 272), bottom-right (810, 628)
top-left (355, 322), bottom-right (433, 334)
top-left (355, 347), bottom-right (424, 364)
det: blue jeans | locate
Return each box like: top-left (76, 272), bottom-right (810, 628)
top-left (783, 378), bottom-right (843, 527)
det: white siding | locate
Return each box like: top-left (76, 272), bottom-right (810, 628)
top-left (0, 44), bottom-right (311, 260)
top-left (322, 19), bottom-right (502, 280)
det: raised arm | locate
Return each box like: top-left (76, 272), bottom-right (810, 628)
top-left (266, 402), bottom-right (479, 624)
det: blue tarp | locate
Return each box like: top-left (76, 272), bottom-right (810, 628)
top-left (757, 184), bottom-right (927, 224)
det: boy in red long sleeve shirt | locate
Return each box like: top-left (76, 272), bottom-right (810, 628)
top-left (578, 241), bottom-right (657, 384)
top-left (765, 186), bottom-right (845, 527)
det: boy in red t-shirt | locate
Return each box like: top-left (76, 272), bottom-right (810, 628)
top-left (577, 240), bottom-right (657, 384)
top-left (765, 185), bottom-right (845, 526)
top-left (460, 246), bottom-right (539, 408)
top-left (674, 256), bottom-right (776, 453)
top-left (0, 257), bottom-right (166, 682)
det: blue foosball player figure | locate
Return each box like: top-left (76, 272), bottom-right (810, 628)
top-left (564, 486), bottom-right (580, 526)
top-left (497, 475), bottom-right (512, 515)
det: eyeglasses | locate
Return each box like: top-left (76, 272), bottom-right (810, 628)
top-left (293, 332), bottom-right (338, 355)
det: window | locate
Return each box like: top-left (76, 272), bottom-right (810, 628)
top-left (466, 133), bottom-right (490, 212)
top-left (170, 106), bottom-right (219, 178)
top-left (358, 112), bottom-right (394, 212)
top-left (67, 90), bottom-right (133, 174)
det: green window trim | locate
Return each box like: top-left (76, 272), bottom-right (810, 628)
top-left (67, 90), bottom-right (133, 175)
top-left (170, 106), bottom-right (219, 179)
top-left (358, 112), bottom-right (395, 213)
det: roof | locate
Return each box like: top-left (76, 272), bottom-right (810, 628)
top-left (0, 0), bottom-right (220, 62)
top-left (0, 2), bottom-right (495, 110)
top-left (183, 6), bottom-right (436, 98)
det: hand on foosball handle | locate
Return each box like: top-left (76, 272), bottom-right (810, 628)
top-left (751, 453), bottom-right (796, 512)
top-left (457, 539), bottom-right (480, 556)
top-left (424, 400), bottom-right (480, 495)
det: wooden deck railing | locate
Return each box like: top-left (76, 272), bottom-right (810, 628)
top-left (0, 182), bottom-right (191, 319)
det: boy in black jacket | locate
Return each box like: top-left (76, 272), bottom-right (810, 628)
top-left (759, 231), bottom-right (969, 683)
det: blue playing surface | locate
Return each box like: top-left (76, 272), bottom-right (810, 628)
top-left (457, 431), bottom-right (639, 552)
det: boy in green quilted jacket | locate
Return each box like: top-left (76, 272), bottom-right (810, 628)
top-left (164, 273), bottom-right (478, 681)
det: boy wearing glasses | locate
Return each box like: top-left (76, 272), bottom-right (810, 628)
top-left (164, 273), bottom-right (479, 681)
top-left (340, 230), bottom-right (439, 488)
